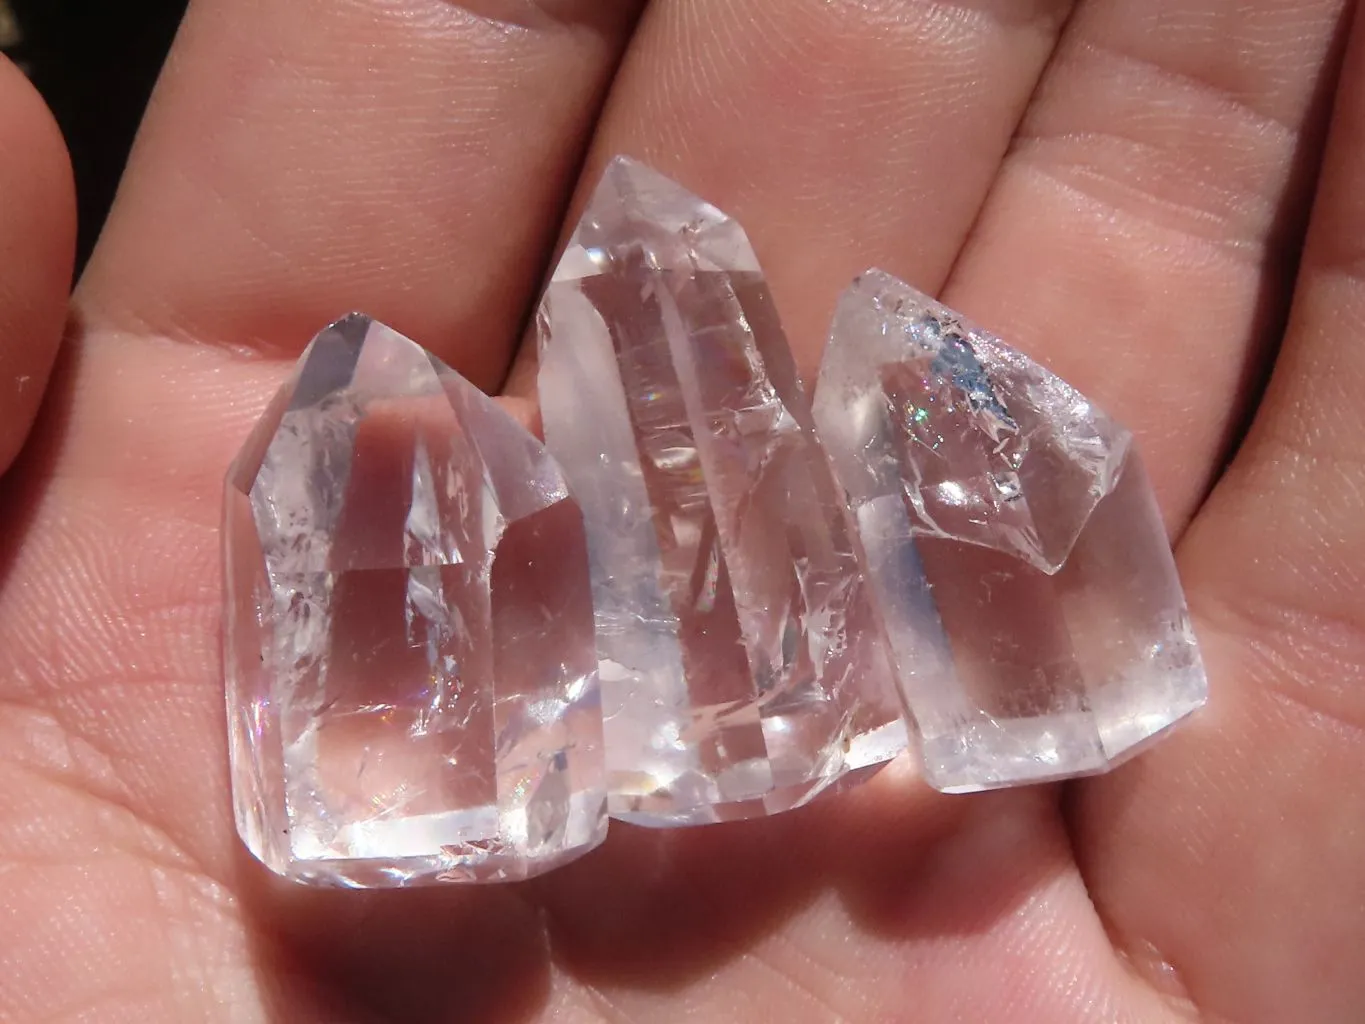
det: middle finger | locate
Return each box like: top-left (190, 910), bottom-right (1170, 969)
top-left (519, 0), bottom-right (1077, 382)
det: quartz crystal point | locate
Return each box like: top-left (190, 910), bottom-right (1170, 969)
top-left (535, 157), bottom-right (908, 826)
top-left (223, 316), bottom-right (605, 885)
top-left (814, 270), bottom-right (1207, 792)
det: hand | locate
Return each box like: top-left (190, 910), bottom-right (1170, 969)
top-left (3, 1), bottom-right (1363, 1020)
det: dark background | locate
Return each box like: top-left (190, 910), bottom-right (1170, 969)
top-left (2, 0), bottom-right (188, 266)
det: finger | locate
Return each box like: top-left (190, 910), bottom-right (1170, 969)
top-left (938, 0), bottom-right (1350, 525)
top-left (1076, 8), bottom-right (1365, 1021)
top-left (0, 55), bottom-right (74, 474)
top-left (77, 0), bottom-right (644, 387)
top-left (508, 0), bottom-right (1078, 395)
top-left (502, 0), bottom-right (1095, 1011)
top-left (0, 0), bottom-right (644, 918)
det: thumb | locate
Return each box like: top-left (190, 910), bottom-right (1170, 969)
top-left (0, 55), bottom-right (74, 475)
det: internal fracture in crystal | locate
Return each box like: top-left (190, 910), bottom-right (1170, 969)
top-left (536, 157), bottom-right (908, 825)
top-left (814, 271), bottom-right (1207, 792)
top-left (224, 316), bottom-right (605, 885)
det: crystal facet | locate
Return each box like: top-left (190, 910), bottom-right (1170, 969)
top-left (224, 316), bottom-right (605, 885)
top-left (814, 270), bottom-right (1207, 793)
top-left (536, 157), bottom-right (908, 825)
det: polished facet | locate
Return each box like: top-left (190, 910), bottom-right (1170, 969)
top-left (814, 270), bottom-right (1207, 792)
top-left (536, 157), bottom-right (908, 825)
top-left (224, 316), bottom-right (605, 885)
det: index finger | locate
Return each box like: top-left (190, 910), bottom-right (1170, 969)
top-left (77, 0), bottom-right (644, 388)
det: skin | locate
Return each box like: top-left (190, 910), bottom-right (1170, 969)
top-left (2, 0), bottom-right (1364, 1019)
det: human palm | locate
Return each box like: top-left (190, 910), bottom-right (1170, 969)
top-left (3, 1), bottom-right (1364, 1020)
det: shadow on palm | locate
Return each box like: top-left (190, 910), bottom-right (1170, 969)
top-left (238, 768), bottom-right (1068, 1022)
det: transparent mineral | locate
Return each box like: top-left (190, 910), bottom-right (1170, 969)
top-left (536, 157), bottom-right (908, 825)
top-left (814, 270), bottom-right (1207, 792)
top-left (224, 315), bottom-right (605, 885)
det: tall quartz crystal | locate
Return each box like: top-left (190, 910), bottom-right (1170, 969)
top-left (224, 316), bottom-right (605, 885)
top-left (536, 157), bottom-right (908, 825)
top-left (814, 271), bottom-right (1207, 792)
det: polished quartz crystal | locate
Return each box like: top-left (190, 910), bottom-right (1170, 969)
top-left (536, 157), bottom-right (908, 825)
top-left (814, 270), bottom-right (1207, 792)
top-left (224, 316), bottom-right (605, 885)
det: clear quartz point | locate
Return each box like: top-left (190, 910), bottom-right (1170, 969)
top-left (535, 157), bottom-right (908, 826)
top-left (814, 270), bottom-right (1207, 793)
top-left (223, 315), bottom-right (605, 885)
